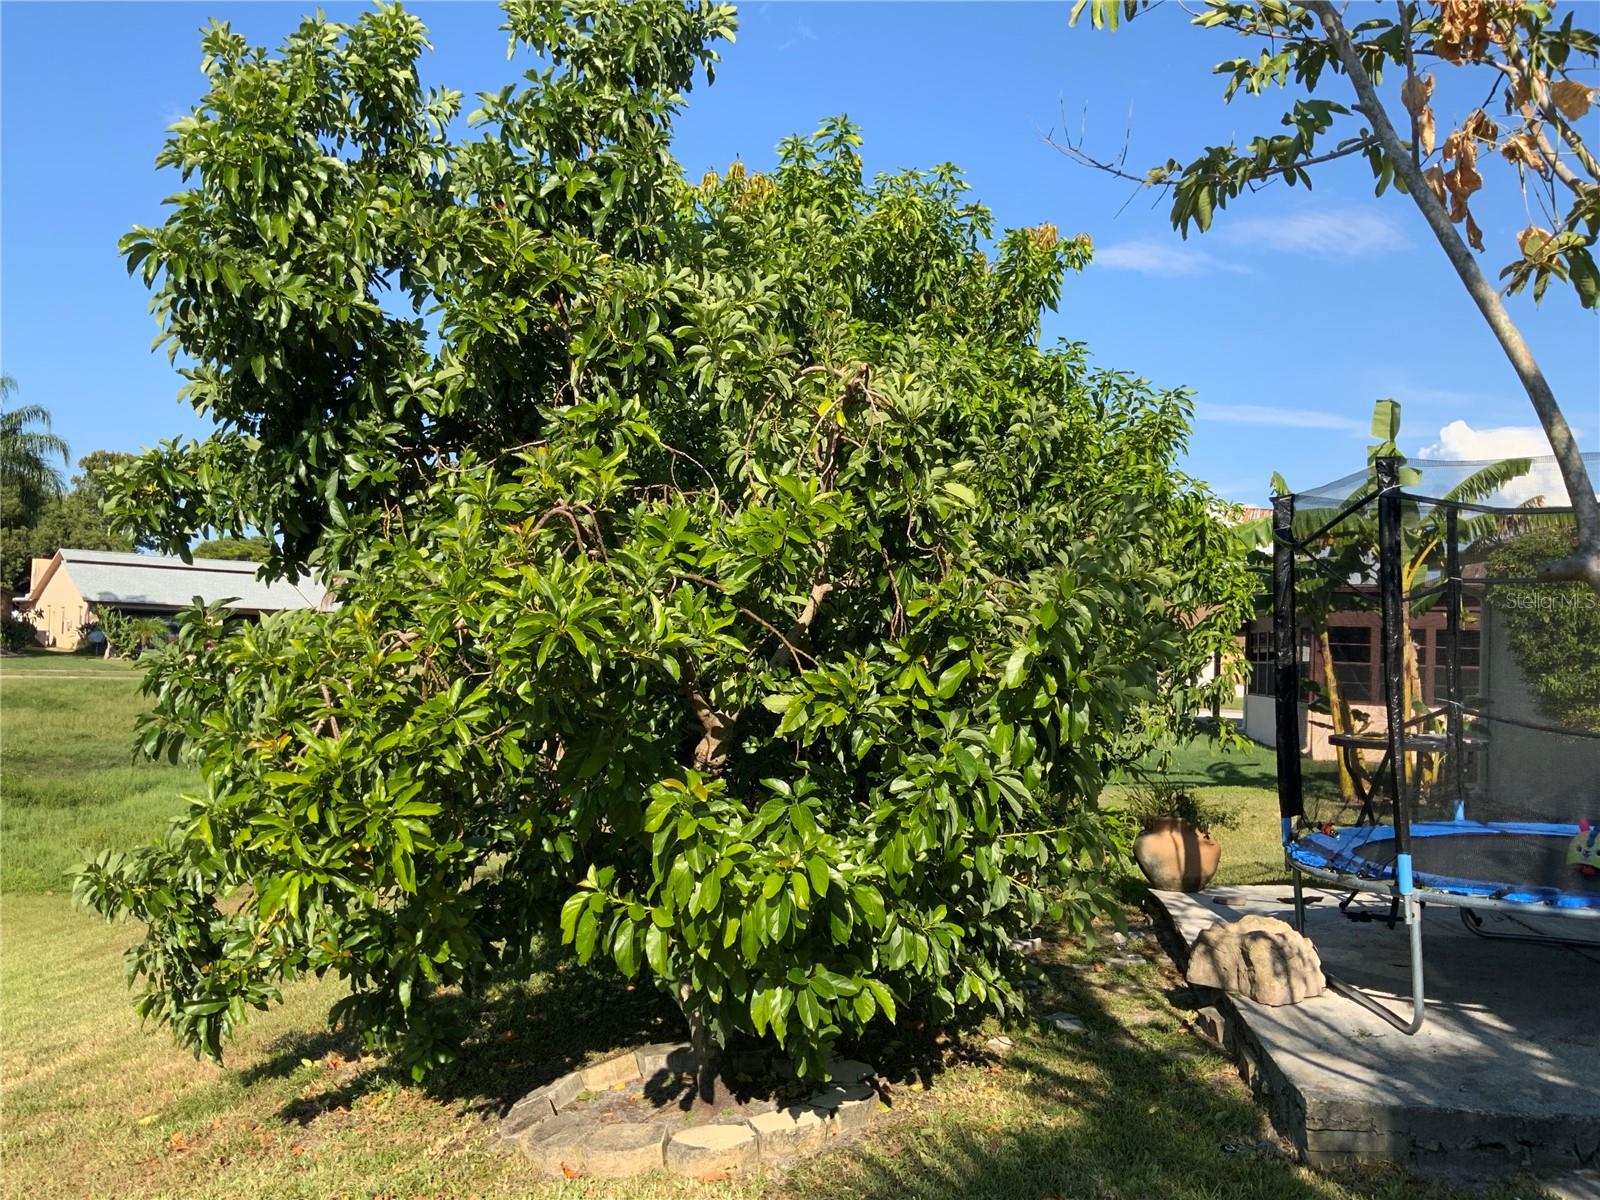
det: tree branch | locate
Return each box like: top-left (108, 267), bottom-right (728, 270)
top-left (683, 665), bottom-right (735, 775)
top-left (1306, 0), bottom-right (1600, 591)
top-left (1045, 126), bottom-right (1378, 193)
top-left (766, 581), bottom-right (832, 670)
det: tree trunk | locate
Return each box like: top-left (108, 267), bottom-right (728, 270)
top-left (1307, 0), bottom-right (1600, 594)
top-left (677, 982), bottom-right (722, 1105)
top-left (1318, 628), bottom-right (1365, 806)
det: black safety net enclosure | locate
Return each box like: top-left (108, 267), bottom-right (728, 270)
top-left (1270, 453), bottom-right (1600, 1031)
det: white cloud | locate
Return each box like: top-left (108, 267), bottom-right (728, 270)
top-left (776, 22), bottom-right (819, 51)
top-left (1092, 238), bottom-right (1247, 277)
top-left (1196, 402), bottom-right (1367, 433)
top-left (1222, 207), bottom-right (1410, 258)
top-left (1419, 420), bottom-right (1576, 505)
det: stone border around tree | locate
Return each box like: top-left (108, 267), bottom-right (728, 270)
top-left (498, 1045), bottom-right (883, 1179)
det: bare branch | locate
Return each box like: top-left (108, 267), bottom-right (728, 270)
top-left (1045, 124), bottom-right (1379, 197)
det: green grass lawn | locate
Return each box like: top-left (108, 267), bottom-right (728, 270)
top-left (1107, 731), bottom-right (1345, 889)
top-left (0, 657), bottom-right (1545, 1199)
top-left (0, 653), bottom-right (200, 893)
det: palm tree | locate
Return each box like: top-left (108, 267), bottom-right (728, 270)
top-left (0, 376), bottom-right (70, 527)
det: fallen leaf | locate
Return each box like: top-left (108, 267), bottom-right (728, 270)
top-left (694, 1171), bottom-right (732, 1182)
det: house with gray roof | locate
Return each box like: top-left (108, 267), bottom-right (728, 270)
top-left (23, 548), bottom-right (326, 650)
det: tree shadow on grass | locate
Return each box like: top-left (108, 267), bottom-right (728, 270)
top-left (774, 921), bottom-right (1533, 1200)
top-left (241, 937), bottom-right (686, 1127)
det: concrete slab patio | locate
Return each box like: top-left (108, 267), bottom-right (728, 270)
top-left (1150, 885), bottom-right (1600, 1172)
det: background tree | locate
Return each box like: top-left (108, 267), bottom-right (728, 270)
top-left (2, 452), bottom-right (141, 592)
top-left (1064, 0), bottom-right (1600, 590)
top-left (0, 377), bottom-right (70, 531)
top-left (1486, 523), bottom-right (1600, 731)
top-left (191, 535), bottom-right (273, 563)
top-left (76, 1), bottom-right (1254, 1085)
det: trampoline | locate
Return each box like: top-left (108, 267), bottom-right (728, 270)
top-left (1270, 454), bottom-right (1600, 1033)
top-left (1288, 820), bottom-right (1600, 910)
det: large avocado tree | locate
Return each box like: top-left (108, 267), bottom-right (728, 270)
top-left (77, 0), bottom-right (1253, 1084)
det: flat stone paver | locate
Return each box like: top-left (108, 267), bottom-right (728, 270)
top-left (1151, 886), bottom-right (1600, 1171)
top-left (582, 1122), bottom-right (668, 1177)
top-left (807, 1083), bottom-right (879, 1133)
top-left (666, 1122), bottom-right (759, 1175)
top-left (749, 1105), bottom-right (827, 1157)
top-left (516, 1111), bottom-right (594, 1177)
top-left (580, 1053), bottom-right (640, 1092)
top-left (1046, 1011), bottom-right (1087, 1035)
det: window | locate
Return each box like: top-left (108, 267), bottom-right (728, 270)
top-left (1246, 630), bottom-right (1274, 696)
top-left (1328, 625), bottom-right (1375, 703)
top-left (1247, 628), bottom-right (1312, 697)
top-left (1432, 628), bottom-right (1481, 702)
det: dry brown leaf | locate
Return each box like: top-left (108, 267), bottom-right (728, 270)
top-left (1451, 159), bottom-right (1484, 200)
top-left (1435, 0), bottom-right (1497, 63)
top-left (1464, 209), bottom-right (1484, 252)
top-left (1500, 130), bottom-right (1547, 174)
top-left (1517, 225), bottom-right (1554, 256)
top-left (1401, 74), bottom-right (1435, 117)
top-left (1551, 81), bottom-right (1595, 122)
top-left (1463, 109), bottom-right (1498, 144)
top-left (1441, 127), bottom-right (1476, 167)
top-left (1423, 165), bottom-right (1449, 210)
top-left (1419, 106), bottom-right (1436, 157)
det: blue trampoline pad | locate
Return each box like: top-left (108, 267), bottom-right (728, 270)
top-left (1290, 819), bottom-right (1600, 910)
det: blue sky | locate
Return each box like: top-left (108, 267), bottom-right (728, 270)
top-left (2, 1), bottom-right (1596, 506)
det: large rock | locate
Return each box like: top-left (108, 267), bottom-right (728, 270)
top-left (1186, 914), bottom-right (1325, 1006)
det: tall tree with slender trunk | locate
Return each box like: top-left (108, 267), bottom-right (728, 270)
top-left (1062, 0), bottom-right (1600, 591)
top-left (0, 376), bottom-right (70, 530)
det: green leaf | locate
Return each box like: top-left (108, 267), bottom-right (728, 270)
top-left (806, 855), bottom-right (829, 897)
top-left (1568, 247), bottom-right (1600, 309)
top-left (935, 660), bottom-right (971, 699)
top-left (575, 910), bottom-right (598, 962)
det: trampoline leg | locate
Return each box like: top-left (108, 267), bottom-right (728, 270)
top-left (1459, 905), bottom-right (1600, 949)
top-left (1292, 870), bottom-right (1306, 934)
top-left (1324, 893), bottom-right (1427, 1035)
top-left (1405, 896), bottom-right (1426, 1032)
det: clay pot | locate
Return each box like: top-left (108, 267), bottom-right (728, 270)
top-left (1133, 817), bottom-right (1221, 892)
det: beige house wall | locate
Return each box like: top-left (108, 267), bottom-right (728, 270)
top-left (29, 561), bottom-right (94, 650)
top-left (1242, 695), bottom-right (1387, 763)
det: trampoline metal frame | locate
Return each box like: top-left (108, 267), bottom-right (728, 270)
top-left (1272, 455), bottom-right (1600, 1036)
